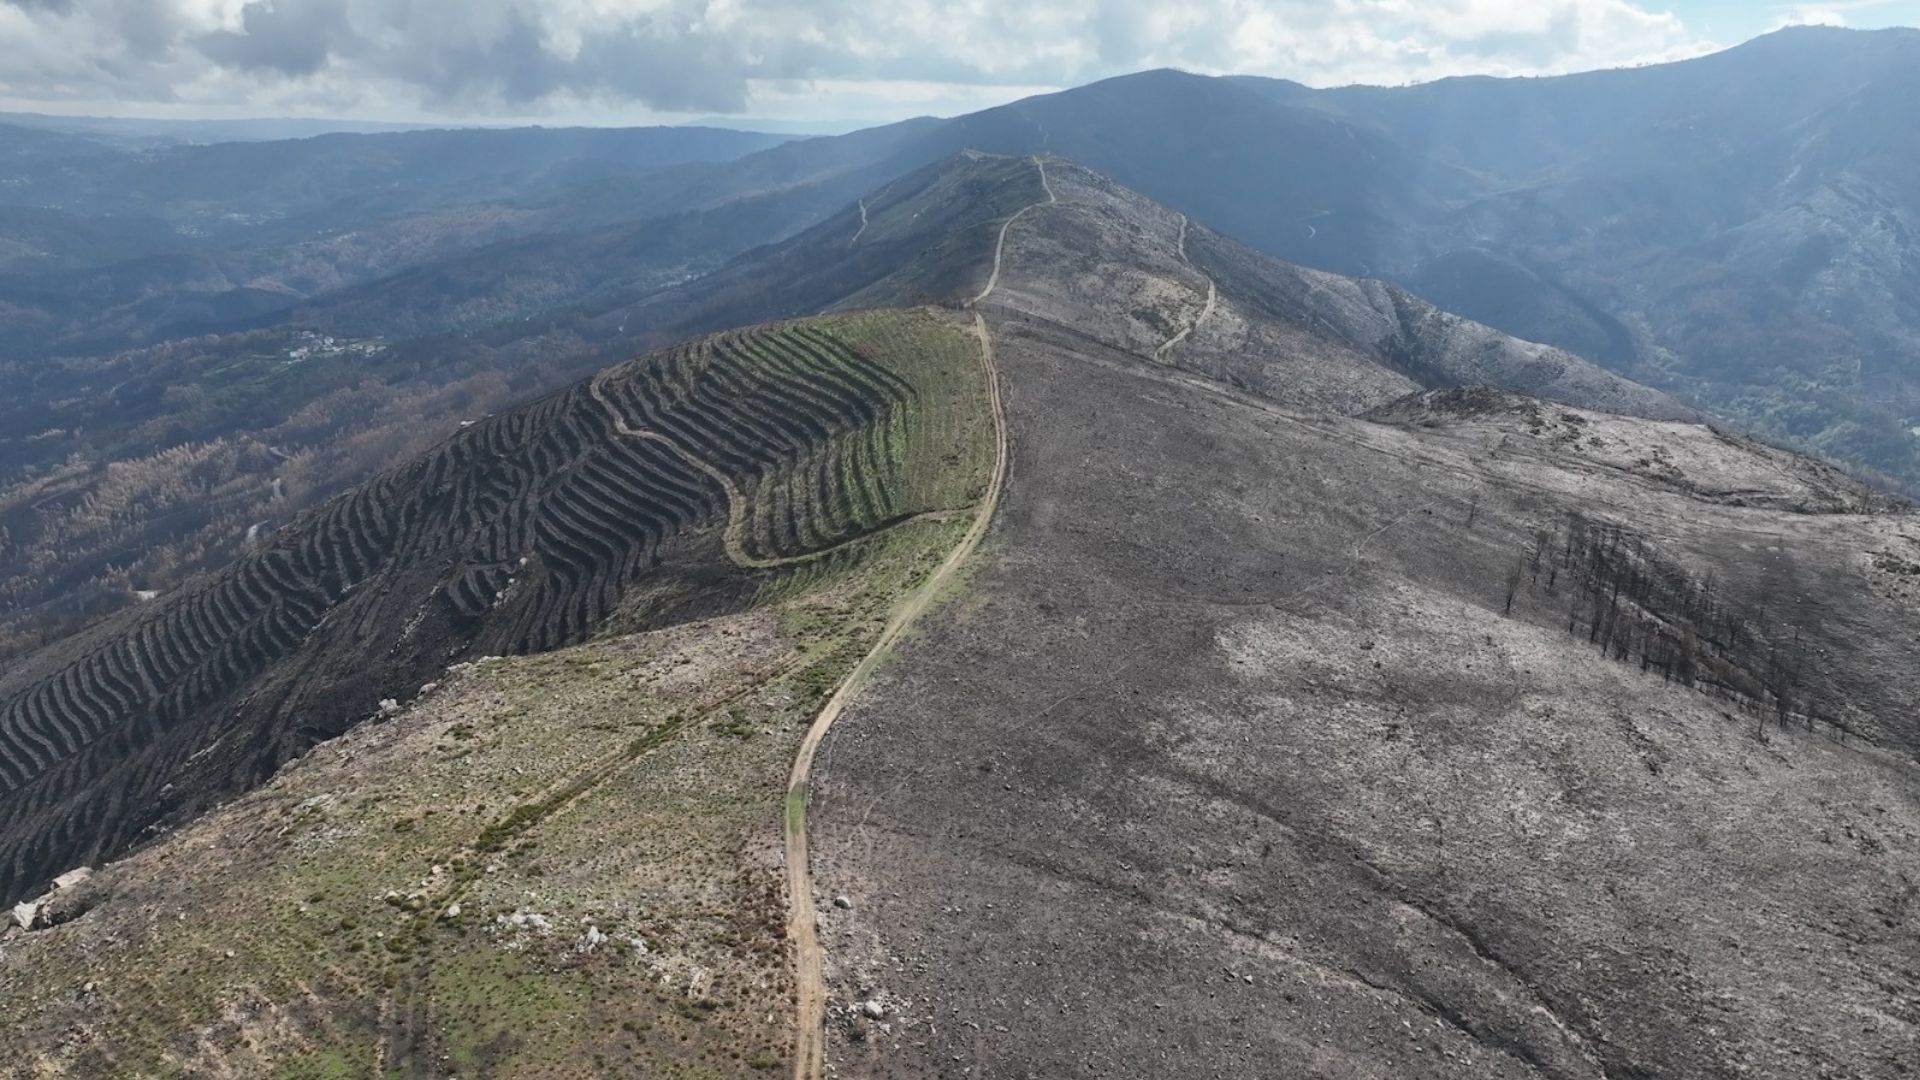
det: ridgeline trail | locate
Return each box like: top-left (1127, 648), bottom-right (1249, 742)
top-left (848, 178), bottom-right (896, 249)
top-left (1153, 213), bottom-right (1218, 362)
top-left (785, 160), bottom-right (1042, 1080)
top-left (782, 313), bottom-right (1009, 1080)
top-left (969, 156), bottom-right (1056, 306)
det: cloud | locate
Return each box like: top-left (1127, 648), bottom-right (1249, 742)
top-left (0, 0), bottom-right (1723, 121)
top-left (1769, 0), bottom-right (1920, 29)
top-left (1773, 5), bottom-right (1850, 27)
top-left (197, 0), bottom-right (353, 78)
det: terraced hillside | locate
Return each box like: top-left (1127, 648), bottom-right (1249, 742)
top-left (0, 309), bottom-right (994, 910)
top-left (0, 513), bottom-right (989, 1078)
top-left (0, 152), bottom-right (1041, 674)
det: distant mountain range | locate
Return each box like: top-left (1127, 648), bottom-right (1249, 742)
top-left (0, 111), bottom-right (455, 144)
top-left (0, 110), bottom-right (866, 144)
top-left (6, 26), bottom-right (1914, 490)
top-left (640, 24), bottom-right (1920, 487)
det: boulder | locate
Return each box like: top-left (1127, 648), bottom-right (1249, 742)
top-left (36, 878), bottom-right (104, 928)
top-left (51, 867), bottom-right (92, 891)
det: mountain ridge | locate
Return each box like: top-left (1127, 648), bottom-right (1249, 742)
top-left (12, 30), bottom-right (1920, 487)
top-left (0, 146), bottom-right (1733, 903)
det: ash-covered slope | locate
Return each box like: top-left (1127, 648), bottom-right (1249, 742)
top-left (970, 157), bottom-right (1693, 421)
top-left (1366, 387), bottom-right (1895, 514)
top-left (569, 151), bottom-right (1050, 342)
top-left (578, 152), bottom-right (1689, 424)
top-left (811, 313), bottom-right (1919, 1079)
top-left (0, 309), bottom-right (989, 907)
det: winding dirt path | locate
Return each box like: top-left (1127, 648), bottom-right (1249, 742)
top-left (969, 156), bottom-right (1056, 307)
top-left (847, 179), bottom-right (898, 250)
top-left (1153, 213), bottom-right (1218, 362)
top-left (784, 310), bottom-right (1009, 1080)
top-left (848, 197), bottom-right (870, 248)
top-left (588, 373), bottom-right (780, 569)
top-left (784, 156), bottom-right (1040, 1080)
top-left (590, 373), bottom-right (959, 571)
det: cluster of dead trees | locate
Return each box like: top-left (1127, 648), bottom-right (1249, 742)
top-left (1505, 513), bottom-right (1828, 739)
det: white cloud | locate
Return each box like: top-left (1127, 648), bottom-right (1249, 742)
top-left (1773, 5), bottom-right (1850, 27)
top-left (0, 0), bottom-right (1724, 122)
top-left (1769, 0), bottom-right (1920, 30)
top-left (1151, 0), bottom-right (1719, 86)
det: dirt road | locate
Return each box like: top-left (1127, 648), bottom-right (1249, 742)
top-left (970, 156), bottom-right (1056, 306)
top-left (782, 309), bottom-right (1009, 1080)
top-left (784, 155), bottom-right (1043, 1080)
top-left (849, 197), bottom-right (869, 248)
top-left (1153, 213), bottom-right (1218, 361)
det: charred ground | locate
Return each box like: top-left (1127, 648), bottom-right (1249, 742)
top-left (801, 161), bottom-right (1919, 1080)
top-left (810, 313), bottom-right (1919, 1080)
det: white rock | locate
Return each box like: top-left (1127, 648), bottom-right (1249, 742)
top-left (506, 911), bottom-right (553, 933)
top-left (861, 1000), bottom-right (886, 1020)
top-left (52, 867), bottom-right (92, 890)
top-left (832, 895), bottom-right (853, 910)
top-left (9, 901), bottom-right (38, 931)
top-left (441, 903), bottom-right (461, 920)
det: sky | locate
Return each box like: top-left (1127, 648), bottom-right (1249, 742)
top-left (1, 0), bottom-right (1917, 128)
